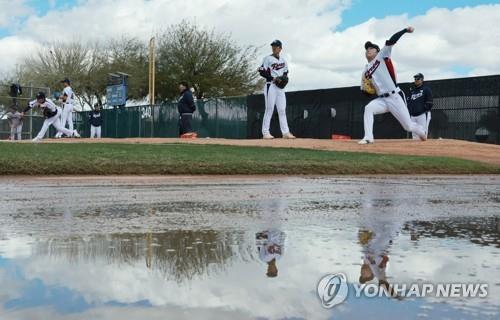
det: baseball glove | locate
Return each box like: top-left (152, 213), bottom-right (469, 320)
top-left (274, 75), bottom-right (289, 89)
top-left (361, 75), bottom-right (376, 95)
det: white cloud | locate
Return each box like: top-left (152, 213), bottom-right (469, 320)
top-left (1, 1), bottom-right (500, 91)
top-left (0, 36), bottom-right (40, 76)
top-left (0, 0), bottom-right (33, 28)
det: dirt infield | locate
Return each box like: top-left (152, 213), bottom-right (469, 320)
top-left (33, 138), bottom-right (500, 166)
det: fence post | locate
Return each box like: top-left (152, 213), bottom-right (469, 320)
top-left (139, 107), bottom-right (142, 138)
top-left (497, 84), bottom-right (500, 144)
top-left (115, 107), bottom-right (118, 138)
top-left (215, 98), bottom-right (219, 138)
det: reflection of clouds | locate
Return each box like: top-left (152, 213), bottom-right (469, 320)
top-left (1, 225), bottom-right (499, 319)
top-left (17, 248), bottom-right (331, 319)
top-left (0, 232), bottom-right (337, 319)
top-left (0, 304), bottom-right (257, 320)
top-left (0, 237), bottom-right (33, 259)
top-left (0, 268), bottom-right (23, 302)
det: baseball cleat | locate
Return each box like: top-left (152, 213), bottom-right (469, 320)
top-left (419, 135), bottom-right (427, 141)
top-left (283, 132), bottom-right (296, 139)
top-left (73, 130), bottom-right (81, 138)
top-left (263, 133), bottom-right (274, 139)
top-left (31, 137), bottom-right (42, 143)
top-left (358, 139), bottom-right (374, 145)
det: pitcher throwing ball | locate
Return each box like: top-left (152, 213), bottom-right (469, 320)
top-left (23, 92), bottom-right (80, 142)
top-left (359, 27), bottom-right (426, 144)
top-left (258, 40), bottom-right (295, 139)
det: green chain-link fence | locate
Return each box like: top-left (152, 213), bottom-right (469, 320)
top-left (73, 96), bottom-right (247, 139)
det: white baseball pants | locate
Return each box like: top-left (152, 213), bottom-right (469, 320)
top-left (362, 92), bottom-right (426, 141)
top-left (10, 125), bottom-right (22, 140)
top-left (35, 107), bottom-right (73, 140)
top-left (411, 112), bottom-right (431, 140)
top-left (90, 125), bottom-right (101, 138)
top-left (56, 104), bottom-right (74, 137)
top-left (262, 82), bottom-right (290, 136)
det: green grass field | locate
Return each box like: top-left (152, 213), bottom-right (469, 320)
top-left (0, 142), bottom-right (499, 175)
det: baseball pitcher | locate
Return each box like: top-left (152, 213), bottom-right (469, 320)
top-left (258, 40), bottom-right (295, 139)
top-left (23, 92), bottom-right (80, 142)
top-left (359, 27), bottom-right (427, 144)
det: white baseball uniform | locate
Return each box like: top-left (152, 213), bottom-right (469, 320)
top-left (55, 86), bottom-right (75, 138)
top-left (256, 229), bottom-right (285, 263)
top-left (361, 45), bottom-right (426, 142)
top-left (259, 55), bottom-right (291, 136)
top-left (28, 98), bottom-right (74, 140)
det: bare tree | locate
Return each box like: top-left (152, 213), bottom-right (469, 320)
top-left (16, 39), bottom-right (148, 109)
top-left (17, 42), bottom-right (107, 109)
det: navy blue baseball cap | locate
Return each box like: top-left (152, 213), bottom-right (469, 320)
top-left (414, 73), bottom-right (424, 80)
top-left (364, 41), bottom-right (380, 52)
top-left (61, 78), bottom-right (70, 84)
top-left (271, 40), bottom-right (282, 48)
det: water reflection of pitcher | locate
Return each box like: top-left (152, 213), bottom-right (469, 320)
top-left (358, 227), bottom-right (401, 299)
top-left (256, 230), bottom-right (286, 278)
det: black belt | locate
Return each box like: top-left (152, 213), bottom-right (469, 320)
top-left (379, 89), bottom-right (400, 98)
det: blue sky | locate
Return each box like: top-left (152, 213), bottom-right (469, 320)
top-left (26, 0), bottom-right (78, 15)
top-left (338, 0), bottom-right (500, 30)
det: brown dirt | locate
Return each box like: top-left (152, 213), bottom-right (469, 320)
top-left (20, 137), bottom-right (500, 166)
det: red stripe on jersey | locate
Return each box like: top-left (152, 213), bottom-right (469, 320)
top-left (384, 58), bottom-right (397, 85)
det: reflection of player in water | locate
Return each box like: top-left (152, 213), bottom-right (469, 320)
top-left (358, 226), bottom-right (402, 299)
top-left (358, 229), bottom-right (397, 298)
top-left (357, 183), bottom-right (404, 298)
top-left (256, 229), bottom-right (286, 278)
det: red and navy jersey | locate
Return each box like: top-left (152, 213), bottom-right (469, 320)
top-left (361, 45), bottom-right (398, 95)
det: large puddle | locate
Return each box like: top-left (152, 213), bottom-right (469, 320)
top-left (0, 176), bottom-right (499, 319)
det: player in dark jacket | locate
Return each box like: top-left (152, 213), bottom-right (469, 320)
top-left (89, 103), bottom-right (103, 138)
top-left (407, 73), bottom-right (433, 139)
top-left (177, 81), bottom-right (197, 138)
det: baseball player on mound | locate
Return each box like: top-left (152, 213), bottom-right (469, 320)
top-left (258, 40), bottom-right (295, 139)
top-left (55, 78), bottom-right (75, 138)
top-left (23, 92), bottom-right (80, 142)
top-left (359, 27), bottom-right (427, 144)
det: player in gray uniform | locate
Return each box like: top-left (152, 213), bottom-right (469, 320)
top-left (6, 106), bottom-right (23, 140)
top-left (23, 92), bottom-right (80, 142)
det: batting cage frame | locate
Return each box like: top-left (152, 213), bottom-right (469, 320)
top-left (0, 84), bottom-right (51, 140)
